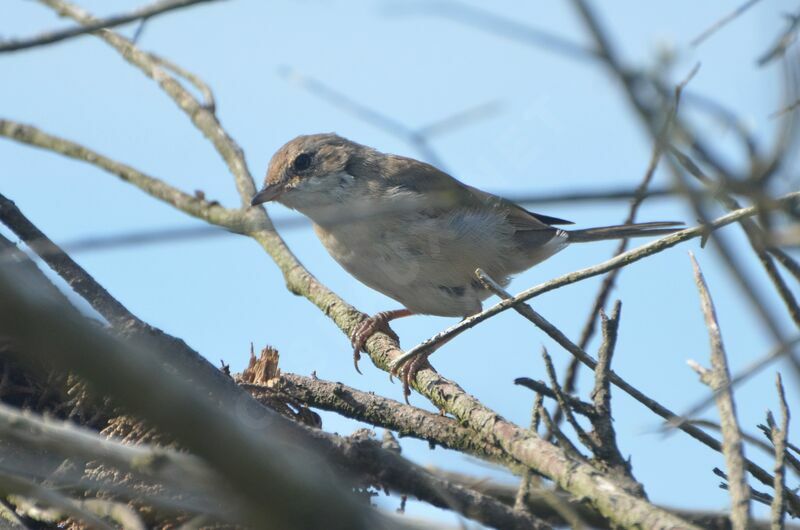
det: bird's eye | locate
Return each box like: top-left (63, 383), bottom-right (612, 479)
top-left (293, 153), bottom-right (312, 172)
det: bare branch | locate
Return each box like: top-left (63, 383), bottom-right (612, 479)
top-left (465, 269), bottom-right (792, 510)
top-left (770, 373), bottom-right (790, 530)
top-left (689, 254), bottom-right (750, 530)
top-left (569, 0), bottom-right (797, 376)
top-left (385, 0), bottom-right (598, 63)
top-left (690, 0), bottom-right (765, 47)
top-left (0, 192), bottom-right (143, 328)
top-left (0, 265), bottom-right (383, 529)
top-left (337, 434), bottom-right (553, 530)
top-left (0, 401), bottom-right (216, 487)
top-left (0, 0), bottom-right (225, 53)
top-left (758, 11), bottom-right (800, 66)
top-left (670, 147), bottom-right (800, 326)
top-left (0, 119), bottom-right (241, 230)
top-left (37, 0), bottom-right (257, 205)
top-left (538, 347), bottom-right (595, 454)
top-left (434, 469), bottom-right (800, 530)
top-left (556, 93), bottom-right (670, 433)
top-left (243, 374), bottom-right (517, 470)
top-left (589, 303), bottom-right (639, 491)
top-left (513, 378), bottom-right (597, 419)
top-left (278, 66), bottom-right (498, 169)
top-left (677, 336), bottom-right (800, 433)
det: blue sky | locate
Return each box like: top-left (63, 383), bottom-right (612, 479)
top-left (2, 0), bottom-right (799, 524)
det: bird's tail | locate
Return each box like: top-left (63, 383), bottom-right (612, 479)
top-left (566, 221), bottom-right (683, 243)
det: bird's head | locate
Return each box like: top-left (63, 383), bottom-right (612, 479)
top-left (251, 133), bottom-right (369, 212)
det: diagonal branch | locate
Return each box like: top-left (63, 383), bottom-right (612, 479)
top-left (13, 4), bottom-right (764, 528)
top-left (0, 119), bottom-right (241, 230)
top-left (690, 0), bottom-right (765, 47)
top-left (469, 269), bottom-right (796, 512)
top-left (0, 192), bottom-right (144, 328)
top-left (0, 0), bottom-right (225, 53)
top-left (0, 264), bottom-right (385, 530)
top-left (37, 0), bottom-right (256, 204)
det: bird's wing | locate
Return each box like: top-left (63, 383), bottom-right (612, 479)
top-left (462, 184), bottom-right (574, 228)
top-left (355, 153), bottom-right (572, 229)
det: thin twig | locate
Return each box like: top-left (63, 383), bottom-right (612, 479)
top-left (466, 270), bottom-right (795, 512)
top-left (769, 98), bottom-right (800, 119)
top-left (677, 336), bottom-right (800, 429)
top-left (396, 191), bottom-right (800, 369)
top-left (690, 0), bottom-right (764, 47)
top-left (278, 66), bottom-right (499, 170)
top-left (513, 379), bottom-right (597, 419)
top-left (689, 254), bottom-right (750, 530)
top-left (670, 146), bottom-right (800, 326)
top-left (37, 0), bottom-right (257, 205)
top-left (538, 347), bottom-right (595, 454)
top-left (537, 405), bottom-right (585, 462)
top-left (147, 50), bottom-right (217, 111)
top-left (688, 419), bottom-right (799, 472)
top-left (385, 0), bottom-right (598, 63)
top-left (758, 11), bottom-right (800, 66)
top-left (0, 0), bottom-right (224, 53)
top-left (570, 0), bottom-right (798, 380)
top-left (556, 92), bottom-right (670, 433)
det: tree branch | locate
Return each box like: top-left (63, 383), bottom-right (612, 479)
top-left (688, 254), bottom-right (751, 530)
top-left (0, 0), bottom-right (225, 53)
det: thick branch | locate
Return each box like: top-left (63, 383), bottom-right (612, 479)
top-left (243, 374), bottom-right (515, 469)
top-left (0, 260), bottom-right (380, 530)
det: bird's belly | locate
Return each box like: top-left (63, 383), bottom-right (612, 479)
top-left (313, 212), bottom-right (517, 317)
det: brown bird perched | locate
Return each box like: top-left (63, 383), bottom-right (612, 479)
top-left (252, 134), bottom-right (680, 388)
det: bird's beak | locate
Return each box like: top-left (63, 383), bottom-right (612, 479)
top-left (250, 183), bottom-right (285, 206)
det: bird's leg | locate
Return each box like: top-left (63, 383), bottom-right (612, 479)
top-left (351, 309), bottom-right (413, 373)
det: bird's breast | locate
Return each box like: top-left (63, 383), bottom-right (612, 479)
top-left (311, 205), bottom-right (524, 316)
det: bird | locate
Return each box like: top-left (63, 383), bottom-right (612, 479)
top-left (251, 133), bottom-right (680, 391)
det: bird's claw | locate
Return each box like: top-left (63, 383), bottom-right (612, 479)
top-left (389, 351), bottom-right (431, 403)
top-left (350, 313), bottom-right (400, 374)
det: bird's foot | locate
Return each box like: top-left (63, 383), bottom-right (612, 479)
top-left (350, 309), bottom-right (412, 373)
top-left (395, 352), bottom-right (432, 402)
